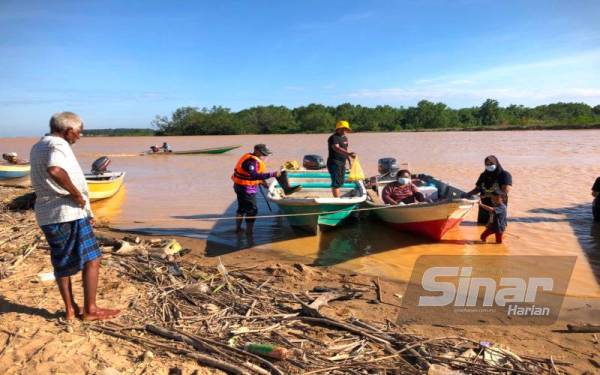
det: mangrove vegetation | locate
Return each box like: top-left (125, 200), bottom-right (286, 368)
top-left (150, 100), bottom-right (600, 135)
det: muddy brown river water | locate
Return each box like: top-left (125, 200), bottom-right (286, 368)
top-left (2, 131), bottom-right (599, 299)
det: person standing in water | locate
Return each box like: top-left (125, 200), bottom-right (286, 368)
top-left (231, 144), bottom-right (300, 235)
top-left (467, 155), bottom-right (512, 224)
top-left (327, 120), bottom-right (356, 198)
top-left (232, 144), bottom-right (281, 235)
top-left (592, 176), bottom-right (600, 222)
top-left (478, 190), bottom-right (508, 244)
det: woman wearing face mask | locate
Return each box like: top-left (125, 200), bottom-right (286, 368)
top-left (382, 169), bottom-right (425, 205)
top-left (466, 155), bottom-right (512, 224)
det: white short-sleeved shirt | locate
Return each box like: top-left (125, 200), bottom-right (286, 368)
top-left (30, 135), bottom-right (92, 226)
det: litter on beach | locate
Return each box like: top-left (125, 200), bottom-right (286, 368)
top-left (36, 271), bottom-right (55, 282)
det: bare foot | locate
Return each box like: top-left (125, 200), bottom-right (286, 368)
top-left (82, 308), bottom-right (121, 321)
top-left (65, 303), bottom-right (83, 321)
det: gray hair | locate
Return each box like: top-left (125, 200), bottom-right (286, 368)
top-left (49, 112), bottom-right (84, 133)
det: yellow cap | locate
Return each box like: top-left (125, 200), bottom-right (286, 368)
top-left (335, 120), bottom-right (351, 131)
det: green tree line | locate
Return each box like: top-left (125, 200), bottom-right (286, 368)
top-left (85, 128), bottom-right (155, 136)
top-left (152, 100), bottom-right (600, 135)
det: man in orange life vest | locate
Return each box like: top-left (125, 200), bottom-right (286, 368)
top-left (232, 144), bottom-right (299, 234)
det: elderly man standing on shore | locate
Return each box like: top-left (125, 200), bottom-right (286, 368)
top-left (30, 112), bottom-right (119, 321)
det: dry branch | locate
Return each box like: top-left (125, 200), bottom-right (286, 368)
top-left (566, 324), bottom-right (600, 333)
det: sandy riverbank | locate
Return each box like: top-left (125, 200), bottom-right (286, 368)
top-left (1, 186), bottom-right (599, 374)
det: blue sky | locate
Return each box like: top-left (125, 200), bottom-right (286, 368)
top-left (1, 0), bottom-right (599, 136)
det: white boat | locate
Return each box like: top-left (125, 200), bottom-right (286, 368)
top-left (365, 173), bottom-right (478, 241)
top-left (267, 171), bottom-right (367, 234)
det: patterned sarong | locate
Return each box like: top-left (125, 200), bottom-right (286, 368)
top-left (40, 218), bottom-right (102, 277)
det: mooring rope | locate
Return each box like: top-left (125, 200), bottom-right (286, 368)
top-left (103, 200), bottom-right (474, 224)
top-left (186, 203), bottom-right (399, 221)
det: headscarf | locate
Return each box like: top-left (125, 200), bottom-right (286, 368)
top-left (478, 155), bottom-right (505, 190)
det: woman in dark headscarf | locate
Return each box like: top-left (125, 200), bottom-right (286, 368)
top-left (467, 155), bottom-right (512, 224)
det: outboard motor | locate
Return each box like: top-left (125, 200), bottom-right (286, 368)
top-left (303, 154), bottom-right (326, 170)
top-left (91, 156), bottom-right (111, 175)
top-left (378, 157), bottom-right (398, 175)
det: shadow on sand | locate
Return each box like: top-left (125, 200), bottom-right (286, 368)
top-left (0, 296), bottom-right (60, 320)
top-left (175, 198), bottom-right (314, 256)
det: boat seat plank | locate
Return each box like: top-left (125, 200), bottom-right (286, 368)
top-left (278, 182), bottom-right (356, 189)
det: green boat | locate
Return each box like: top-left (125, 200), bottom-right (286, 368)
top-left (143, 145), bottom-right (241, 155)
top-left (267, 171), bottom-right (366, 234)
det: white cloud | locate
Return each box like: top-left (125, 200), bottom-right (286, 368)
top-left (347, 87), bottom-right (600, 106)
top-left (414, 79), bottom-right (436, 85)
top-left (415, 49), bottom-right (600, 87)
top-left (448, 79), bottom-right (474, 85)
top-left (469, 50), bottom-right (600, 81)
top-left (348, 50), bottom-right (600, 106)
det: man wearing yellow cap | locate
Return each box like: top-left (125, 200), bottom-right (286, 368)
top-left (327, 120), bottom-right (356, 197)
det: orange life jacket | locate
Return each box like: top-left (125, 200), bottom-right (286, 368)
top-left (231, 153), bottom-right (266, 186)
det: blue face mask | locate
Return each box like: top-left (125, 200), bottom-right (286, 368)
top-left (485, 164), bottom-right (497, 172)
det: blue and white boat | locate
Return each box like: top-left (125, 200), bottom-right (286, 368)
top-left (267, 170), bottom-right (366, 234)
top-left (0, 164), bottom-right (31, 180)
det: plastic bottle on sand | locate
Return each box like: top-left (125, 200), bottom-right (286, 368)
top-left (244, 343), bottom-right (289, 359)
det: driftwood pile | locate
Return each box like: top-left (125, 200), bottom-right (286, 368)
top-left (92, 237), bottom-right (568, 375)
top-left (0, 187), bottom-right (573, 374)
top-left (0, 191), bottom-right (42, 280)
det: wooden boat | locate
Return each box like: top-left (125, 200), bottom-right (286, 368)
top-left (365, 173), bottom-right (478, 241)
top-left (85, 172), bottom-right (126, 202)
top-left (0, 163), bottom-right (30, 179)
top-left (142, 145), bottom-right (241, 155)
top-left (267, 171), bottom-right (366, 234)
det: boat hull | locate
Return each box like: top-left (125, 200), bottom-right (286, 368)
top-left (274, 202), bottom-right (359, 234)
top-left (86, 172), bottom-right (126, 202)
top-left (368, 200), bottom-right (476, 241)
top-left (184, 145), bottom-right (240, 154)
top-left (0, 164), bottom-right (30, 180)
top-left (144, 145), bottom-right (241, 155)
top-left (267, 171), bottom-right (366, 234)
